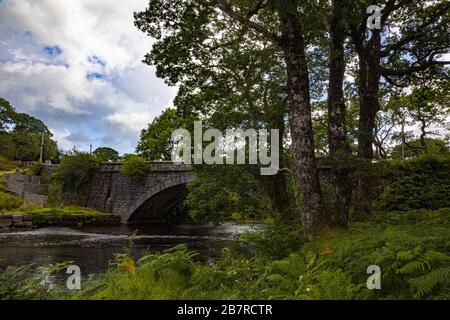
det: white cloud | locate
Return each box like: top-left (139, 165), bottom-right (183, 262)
top-left (0, 0), bottom-right (175, 154)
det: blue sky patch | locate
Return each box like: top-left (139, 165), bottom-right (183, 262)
top-left (43, 45), bottom-right (62, 56)
top-left (86, 72), bottom-right (104, 80)
top-left (88, 55), bottom-right (106, 67)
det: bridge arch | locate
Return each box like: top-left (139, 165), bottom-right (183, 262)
top-left (123, 172), bottom-right (196, 223)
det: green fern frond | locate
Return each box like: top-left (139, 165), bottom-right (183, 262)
top-left (409, 267), bottom-right (450, 298)
top-left (397, 261), bottom-right (427, 274)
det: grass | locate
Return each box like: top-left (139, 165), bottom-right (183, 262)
top-left (0, 191), bottom-right (24, 212)
top-left (0, 170), bottom-right (110, 217)
top-left (27, 206), bottom-right (113, 217)
top-left (0, 192), bottom-right (112, 217)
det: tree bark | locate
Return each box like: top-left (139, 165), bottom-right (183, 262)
top-left (251, 110), bottom-right (291, 220)
top-left (327, 0), bottom-right (352, 227)
top-left (270, 111), bottom-right (291, 220)
top-left (278, 0), bottom-right (323, 240)
top-left (354, 32), bottom-right (381, 216)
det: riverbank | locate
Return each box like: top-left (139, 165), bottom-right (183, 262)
top-left (1, 207), bottom-right (448, 300)
top-left (1, 170), bottom-right (120, 229)
top-left (0, 208), bottom-right (121, 231)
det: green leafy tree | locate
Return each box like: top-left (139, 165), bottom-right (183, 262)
top-left (185, 165), bottom-right (272, 224)
top-left (93, 147), bottom-right (120, 162)
top-left (120, 154), bottom-right (149, 182)
top-left (348, 0), bottom-right (450, 215)
top-left (52, 151), bottom-right (100, 194)
top-left (0, 98), bottom-right (59, 161)
top-left (0, 98), bottom-right (15, 132)
top-left (391, 138), bottom-right (450, 159)
top-left (137, 108), bottom-right (196, 160)
top-left (404, 84), bottom-right (450, 151)
top-left (134, 0), bottom-right (329, 239)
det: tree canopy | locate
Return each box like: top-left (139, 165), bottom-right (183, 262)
top-left (134, 0), bottom-right (450, 239)
top-left (93, 147), bottom-right (120, 162)
top-left (0, 98), bottom-right (59, 162)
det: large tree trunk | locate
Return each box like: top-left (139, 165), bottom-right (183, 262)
top-left (270, 112), bottom-right (291, 220)
top-left (327, 0), bottom-right (352, 227)
top-left (252, 110), bottom-right (291, 220)
top-left (354, 32), bottom-right (381, 216)
top-left (278, 0), bottom-right (323, 240)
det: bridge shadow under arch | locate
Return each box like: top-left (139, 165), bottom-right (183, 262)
top-left (127, 183), bottom-right (190, 224)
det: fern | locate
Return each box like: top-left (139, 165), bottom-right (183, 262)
top-left (409, 267), bottom-right (450, 299)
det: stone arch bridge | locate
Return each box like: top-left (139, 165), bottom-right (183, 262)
top-left (6, 162), bottom-right (195, 224)
top-left (88, 162), bottom-right (195, 223)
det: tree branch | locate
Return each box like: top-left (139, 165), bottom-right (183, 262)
top-left (217, 0), bottom-right (281, 44)
top-left (382, 59), bottom-right (450, 77)
top-left (381, 2), bottom-right (450, 57)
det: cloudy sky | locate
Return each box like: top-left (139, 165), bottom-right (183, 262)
top-left (0, 0), bottom-right (176, 154)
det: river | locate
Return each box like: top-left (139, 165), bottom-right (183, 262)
top-left (0, 223), bottom-right (259, 278)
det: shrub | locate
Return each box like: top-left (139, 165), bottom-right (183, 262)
top-left (373, 156), bottom-right (450, 211)
top-left (185, 165), bottom-right (273, 224)
top-left (47, 182), bottom-right (63, 210)
top-left (0, 160), bottom-right (16, 172)
top-left (29, 162), bottom-right (44, 176)
top-left (120, 155), bottom-right (149, 182)
top-left (0, 265), bottom-right (51, 300)
top-left (239, 223), bottom-right (304, 259)
top-left (0, 191), bottom-right (23, 211)
top-left (52, 152), bottom-right (99, 194)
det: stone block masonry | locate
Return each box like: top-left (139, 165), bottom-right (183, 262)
top-left (5, 173), bottom-right (48, 205)
top-left (0, 214), bottom-right (33, 230)
top-left (5, 162), bottom-right (195, 224)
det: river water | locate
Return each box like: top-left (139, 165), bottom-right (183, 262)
top-left (0, 223), bottom-right (259, 277)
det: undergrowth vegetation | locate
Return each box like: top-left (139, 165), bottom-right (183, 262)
top-left (52, 152), bottom-right (99, 194)
top-left (0, 156), bottom-right (448, 300)
top-left (372, 156), bottom-right (450, 211)
top-left (0, 191), bottom-right (23, 212)
top-left (2, 208), bottom-right (448, 300)
top-left (72, 208), bottom-right (448, 300)
top-left (120, 154), bottom-right (149, 182)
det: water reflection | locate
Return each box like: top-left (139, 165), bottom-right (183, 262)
top-left (0, 223), bottom-right (260, 276)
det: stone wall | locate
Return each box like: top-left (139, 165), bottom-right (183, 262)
top-left (0, 214), bottom-right (33, 230)
top-left (5, 162), bottom-right (195, 223)
top-left (84, 166), bottom-right (195, 222)
top-left (0, 213), bottom-right (121, 230)
top-left (5, 173), bottom-right (48, 205)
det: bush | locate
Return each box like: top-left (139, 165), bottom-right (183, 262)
top-left (0, 160), bottom-right (16, 172)
top-left (240, 223), bottom-right (304, 259)
top-left (185, 165), bottom-right (273, 224)
top-left (52, 152), bottom-right (99, 194)
top-left (373, 156), bottom-right (450, 211)
top-left (120, 155), bottom-right (149, 181)
top-left (47, 182), bottom-right (63, 210)
top-left (0, 265), bottom-right (52, 300)
top-left (0, 191), bottom-right (23, 211)
top-left (29, 162), bottom-right (44, 176)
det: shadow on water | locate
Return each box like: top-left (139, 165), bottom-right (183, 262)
top-left (0, 222), bottom-right (261, 278)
